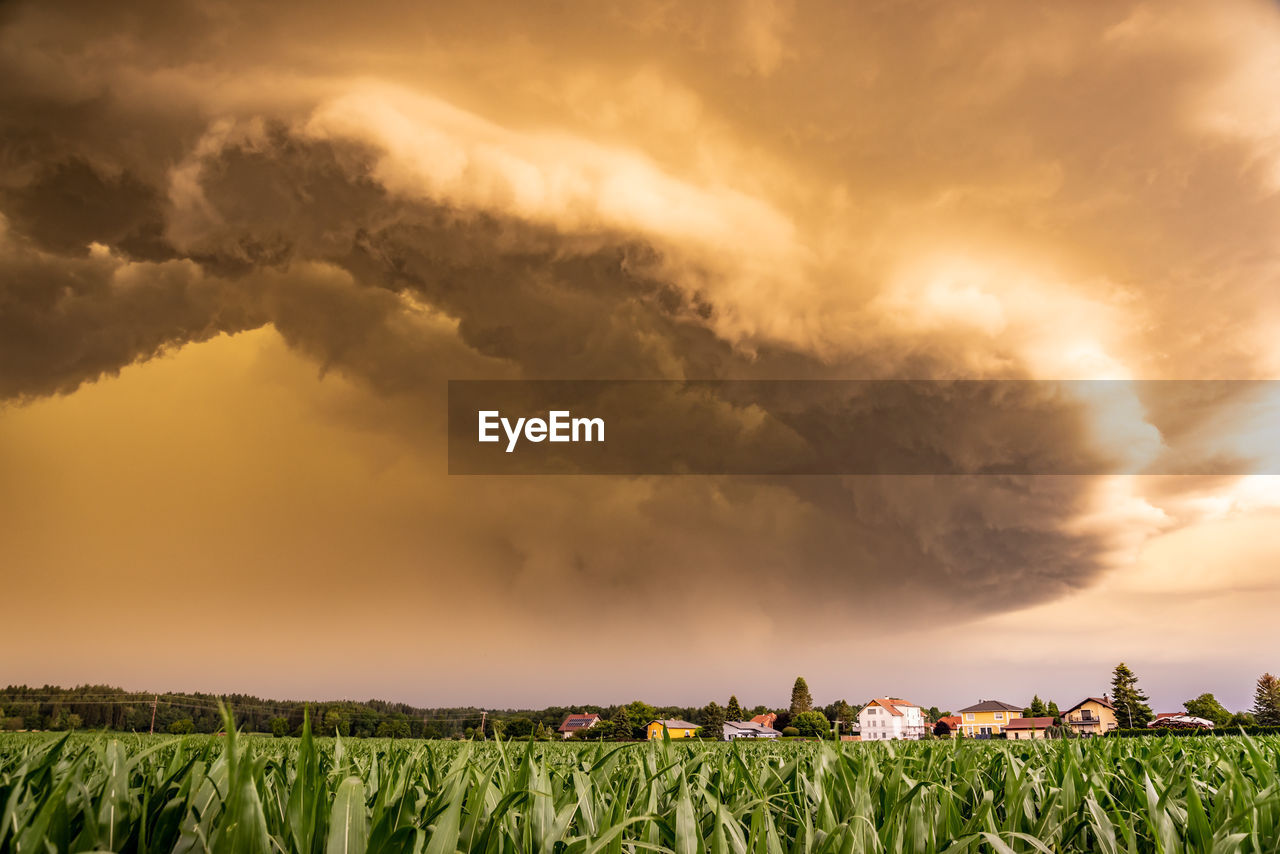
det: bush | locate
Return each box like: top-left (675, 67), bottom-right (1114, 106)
top-left (782, 726), bottom-right (800, 737)
top-left (792, 711), bottom-right (832, 739)
top-left (1109, 725), bottom-right (1280, 738)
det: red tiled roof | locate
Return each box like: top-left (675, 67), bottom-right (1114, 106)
top-left (750, 713), bottom-right (778, 726)
top-left (1006, 716), bottom-right (1056, 730)
top-left (936, 716), bottom-right (962, 728)
top-left (865, 698), bottom-right (916, 716)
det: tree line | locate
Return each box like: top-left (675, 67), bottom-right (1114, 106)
top-left (4, 668), bottom-right (1276, 740)
top-left (1009, 664), bottom-right (1280, 732)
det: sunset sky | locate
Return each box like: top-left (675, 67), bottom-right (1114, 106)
top-left (2, 0), bottom-right (1279, 714)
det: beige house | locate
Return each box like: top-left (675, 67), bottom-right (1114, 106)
top-left (1063, 697), bottom-right (1117, 736)
top-left (1005, 716), bottom-right (1055, 740)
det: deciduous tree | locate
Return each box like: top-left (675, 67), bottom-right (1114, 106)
top-left (1184, 693), bottom-right (1231, 727)
top-left (792, 710), bottom-right (830, 739)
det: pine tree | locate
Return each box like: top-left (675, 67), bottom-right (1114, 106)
top-left (1110, 662), bottom-right (1153, 728)
top-left (1026, 695), bottom-right (1047, 717)
top-left (790, 677), bottom-right (814, 716)
top-left (1253, 673), bottom-right (1280, 726)
top-left (611, 706), bottom-right (632, 740)
top-left (726, 695), bottom-right (744, 722)
top-left (700, 701), bottom-right (725, 738)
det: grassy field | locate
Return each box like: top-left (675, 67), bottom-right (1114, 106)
top-left (2, 721), bottom-right (1279, 853)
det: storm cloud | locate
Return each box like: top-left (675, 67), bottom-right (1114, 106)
top-left (1, 0), bottom-right (1278, 707)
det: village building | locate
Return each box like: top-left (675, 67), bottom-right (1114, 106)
top-left (1063, 697), bottom-right (1118, 736)
top-left (722, 720), bottom-right (782, 739)
top-left (645, 719), bottom-right (699, 739)
top-left (857, 698), bottom-right (926, 741)
top-left (933, 715), bottom-right (963, 737)
top-left (1005, 716), bottom-right (1056, 740)
top-left (557, 713), bottom-right (601, 739)
top-left (1148, 713), bottom-right (1214, 730)
top-left (955, 700), bottom-right (1024, 737)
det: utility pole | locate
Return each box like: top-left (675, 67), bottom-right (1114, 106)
top-left (149, 695), bottom-right (158, 735)
top-left (479, 710), bottom-right (487, 740)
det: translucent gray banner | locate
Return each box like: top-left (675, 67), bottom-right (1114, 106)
top-left (447, 380), bottom-right (1279, 475)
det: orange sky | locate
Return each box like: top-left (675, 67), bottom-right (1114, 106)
top-left (1, 0), bottom-right (1278, 712)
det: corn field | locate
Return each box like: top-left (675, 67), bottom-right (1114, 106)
top-left (2, 719), bottom-right (1279, 853)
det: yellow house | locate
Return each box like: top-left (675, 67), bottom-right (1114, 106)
top-left (955, 700), bottom-right (1023, 737)
top-left (1063, 697), bottom-right (1118, 736)
top-left (646, 719), bottom-right (699, 740)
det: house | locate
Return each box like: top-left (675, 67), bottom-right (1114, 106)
top-left (750, 713), bottom-right (778, 728)
top-left (1005, 716), bottom-right (1056, 740)
top-left (857, 698), bottom-right (927, 740)
top-left (933, 715), bottom-right (963, 737)
top-left (1063, 696), bottom-right (1118, 736)
top-left (955, 700), bottom-right (1024, 737)
top-left (722, 720), bottom-right (781, 740)
top-left (1148, 714), bottom-right (1213, 730)
top-left (557, 713), bottom-right (601, 739)
top-left (646, 719), bottom-right (699, 740)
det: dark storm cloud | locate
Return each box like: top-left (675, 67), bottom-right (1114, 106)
top-left (0, 114), bottom-right (1119, 619)
top-left (1, 0), bottom-right (1276, 644)
top-left (0, 236), bottom-right (259, 399)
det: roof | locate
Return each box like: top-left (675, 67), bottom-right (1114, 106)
top-left (1006, 716), bottom-right (1056, 730)
top-left (723, 720), bottom-right (781, 735)
top-left (649, 719), bottom-right (698, 730)
top-left (1147, 715), bottom-right (1213, 729)
top-left (750, 713), bottom-right (777, 726)
top-left (935, 716), bottom-right (962, 728)
top-left (558, 714), bottom-right (601, 733)
top-left (1064, 696), bottom-right (1114, 714)
top-left (863, 698), bottom-right (917, 717)
top-left (956, 700), bottom-right (1024, 714)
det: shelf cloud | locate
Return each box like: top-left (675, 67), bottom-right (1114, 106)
top-left (2, 0), bottom-right (1278, 708)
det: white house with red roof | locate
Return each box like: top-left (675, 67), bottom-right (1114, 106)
top-left (557, 713), bottom-right (601, 738)
top-left (858, 698), bottom-right (927, 740)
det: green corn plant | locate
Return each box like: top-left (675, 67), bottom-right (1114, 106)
top-left (2, 725), bottom-right (1280, 853)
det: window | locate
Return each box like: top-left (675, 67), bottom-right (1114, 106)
top-left (966, 713), bottom-right (974, 721)
top-left (995, 712), bottom-right (1003, 720)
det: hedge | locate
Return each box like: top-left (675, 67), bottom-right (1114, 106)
top-left (1109, 726), bottom-right (1280, 737)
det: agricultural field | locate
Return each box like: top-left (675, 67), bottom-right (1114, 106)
top-left (2, 722), bottom-right (1279, 853)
